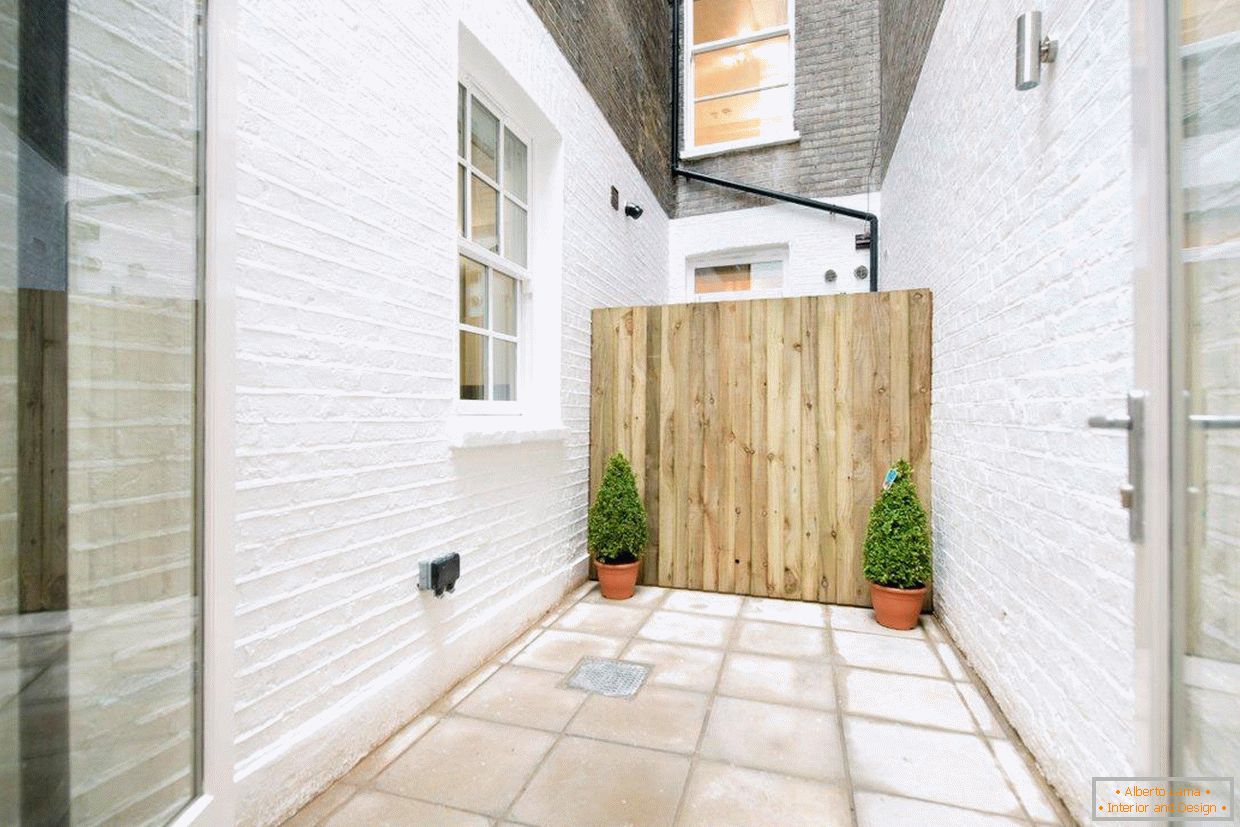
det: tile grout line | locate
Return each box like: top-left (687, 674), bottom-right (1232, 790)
top-left (826, 606), bottom-right (862, 827)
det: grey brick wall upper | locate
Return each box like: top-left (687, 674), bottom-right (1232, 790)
top-left (528, 0), bottom-right (674, 214)
top-left (675, 0), bottom-right (882, 218)
top-left (878, 0), bottom-right (945, 177)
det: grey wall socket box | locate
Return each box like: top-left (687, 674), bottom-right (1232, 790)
top-left (418, 553), bottom-right (460, 597)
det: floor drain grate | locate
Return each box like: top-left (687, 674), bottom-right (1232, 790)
top-left (566, 657), bottom-right (649, 698)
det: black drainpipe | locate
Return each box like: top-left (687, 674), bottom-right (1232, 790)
top-left (669, 0), bottom-right (879, 292)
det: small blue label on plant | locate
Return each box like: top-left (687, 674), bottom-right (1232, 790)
top-left (882, 468), bottom-right (898, 490)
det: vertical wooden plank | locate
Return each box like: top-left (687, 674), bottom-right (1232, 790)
top-left (701, 302), bottom-right (722, 592)
top-left (833, 295), bottom-right (863, 606)
top-left (673, 304), bottom-right (696, 589)
top-left (642, 306), bottom-right (662, 585)
top-left (686, 304), bottom-right (707, 590)
top-left (781, 299), bottom-right (803, 598)
top-left (908, 289), bottom-right (934, 609)
top-left (659, 304), bottom-right (685, 588)
top-left (730, 300), bottom-right (752, 595)
top-left (628, 308), bottom-right (647, 497)
top-left (716, 300), bottom-right (736, 594)
top-left (764, 301), bottom-right (785, 597)
top-left (815, 296), bottom-right (839, 604)
top-left (888, 291), bottom-right (911, 470)
top-left (800, 298), bottom-right (821, 602)
top-left (749, 301), bottom-right (768, 596)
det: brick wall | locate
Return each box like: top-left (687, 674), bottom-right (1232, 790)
top-left (879, 0), bottom-right (1136, 821)
top-left (675, 0), bottom-right (881, 217)
top-left (878, 0), bottom-right (944, 177)
top-left (232, 1), bottom-right (668, 823)
top-left (529, 0), bottom-right (673, 213)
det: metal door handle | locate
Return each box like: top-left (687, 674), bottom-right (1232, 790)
top-left (1087, 391), bottom-right (1146, 542)
top-left (1189, 414), bottom-right (1240, 429)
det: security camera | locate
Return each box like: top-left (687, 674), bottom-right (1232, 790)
top-left (624, 203), bottom-right (644, 219)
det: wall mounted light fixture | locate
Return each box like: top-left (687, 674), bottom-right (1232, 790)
top-left (624, 203), bottom-right (644, 219)
top-left (1015, 11), bottom-right (1057, 90)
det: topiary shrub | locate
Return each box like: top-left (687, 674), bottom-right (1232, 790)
top-left (862, 459), bottom-right (932, 589)
top-left (588, 453), bottom-right (648, 565)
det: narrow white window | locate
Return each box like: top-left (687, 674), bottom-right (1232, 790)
top-left (457, 81), bottom-right (530, 406)
top-left (689, 247), bottom-right (787, 299)
top-left (686, 0), bottom-right (796, 153)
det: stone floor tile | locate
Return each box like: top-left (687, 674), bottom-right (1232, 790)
top-left (829, 605), bottom-right (927, 639)
top-left (455, 665), bottom-right (588, 732)
top-left (832, 630), bottom-right (944, 677)
top-left (511, 630), bottom-right (625, 673)
top-left (936, 641), bottom-right (969, 680)
top-left (958, 683), bottom-right (1005, 737)
top-left (283, 783), bottom-right (356, 827)
top-left (637, 610), bottom-right (733, 648)
top-left (700, 696), bottom-right (845, 781)
top-left (840, 668), bottom-right (974, 731)
top-left (717, 652), bottom-right (835, 710)
top-left (854, 792), bottom-right (1027, 826)
top-left (733, 620), bottom-right (830, 659)
top-left (567, 684), bottom-right (709, 753)
top-left (430, 663), bottom-right (502, 713)
top-left (990, 738), bottom-right (1064, 823)
top-left (373, 717), bottom-right (554, 817)
top-left (509, 736), bottom-right (689, 827)
top-left (582, 583), bottom-right (670, 608)
top-left (553, 601), bottom-right (651, 637)
top-left (677, 761), bottom-right (852, 827)
top-left (621, 640), bottom-right (724, 692)
top-left (740, 596), bottom-right (830, 628)
top-left (844, 717), bottom-right (1022, 816)
top-left (497, 627), bottom-right (543, 662)
top-left (322, 790), bottom-right (489, 827)
top-left (662, 590), bottom-right (744, 617)
top-left (342, 714), bottom-right (439, 783)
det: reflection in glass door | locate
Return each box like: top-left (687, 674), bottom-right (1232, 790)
top-left (0, 1), bottom-right (205, 824)
top-left (1171, 0), bottom-right (1240, 782)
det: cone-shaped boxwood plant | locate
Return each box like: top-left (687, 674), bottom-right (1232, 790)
top-left (588, 453), bottom-right (648, 565)
top-left (862, 459), bottom-right (932, 589)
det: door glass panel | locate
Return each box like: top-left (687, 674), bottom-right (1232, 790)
top-left (470, 175), bottom-right (498, 252)
top-left (492, 339), bottom-right (516, 401)
top-left (470, 97), bottom-right (499, 180)
top-left (460, 331), bottom-right (487, 400)
top-left (1173, 0), bottom-right (1240, 781)
top-left (1, 1), bottom-right (205, 824)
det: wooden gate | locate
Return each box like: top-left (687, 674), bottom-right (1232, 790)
top-left (589, 290), bottom-right (932, 606)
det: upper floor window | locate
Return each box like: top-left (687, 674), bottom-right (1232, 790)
top-left (685, 0), bottom-right (796, 154)
top-left (457, 81), bottom-right (529, 405)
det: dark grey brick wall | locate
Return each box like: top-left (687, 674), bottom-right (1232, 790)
top-left (878, 0), bottom-right (945, 177)
top-left (528, 0), bottom-right (674, 213)
top-left (675, 0), bottom-right (882, 217)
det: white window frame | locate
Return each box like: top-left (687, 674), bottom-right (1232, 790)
top-left (686, 245), bottom-right (789, 301)
top-left (457, 77), bottom-right (532, 415)
top-left (682, 0), bottom-right (799, 157)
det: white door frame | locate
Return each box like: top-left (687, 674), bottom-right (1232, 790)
top-left (1128, 0), bottom-right (1173, 780)
top-left (172, 0), bottom-right (237, 823)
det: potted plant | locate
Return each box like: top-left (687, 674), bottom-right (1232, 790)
top-left (587, 453), bottom-right (648, 599)
top-left (862, 459), bottom-right (932, 630)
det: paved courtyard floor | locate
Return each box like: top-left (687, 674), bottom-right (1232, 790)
top-left (286, 583), bottom-right (1071, 826)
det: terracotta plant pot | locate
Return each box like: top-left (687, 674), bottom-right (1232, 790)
top-left (869, 582), bottom-right (927, 630)
top-left (595, 559), bottom-right (640, 600)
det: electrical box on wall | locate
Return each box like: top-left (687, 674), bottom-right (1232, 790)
top-left (418, 553), bottom-right (460, 597)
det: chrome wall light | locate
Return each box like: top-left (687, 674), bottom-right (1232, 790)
top-left (1015, 11), bottom-right (1057, 90)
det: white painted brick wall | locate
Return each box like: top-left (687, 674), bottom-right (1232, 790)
top-left (880, 0), bottom-right (1136, 821)
top-left (667, 194), bottom-right (879, 303)
top-left (232, 1), bottom-right (668, 823)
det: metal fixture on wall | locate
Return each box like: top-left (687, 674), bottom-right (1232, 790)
top-left (1015, 11), bottom-right (1058, 90)
top-left (824, 268), bottom-right (837, 283)
top-left (854, 265), bottom-right (869, 281)
top-left (669, 1), bottom-right (879, 292)
top-left (624, 202), bottom-right (644, 219)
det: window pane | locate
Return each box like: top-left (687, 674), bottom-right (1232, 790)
top-left (457, 164), bottom-right (466, 236)
top-left (460, 331), bottom-right (488, 400)
top-left (457, 84), bottom-right (466, 158)
top-left (470, 96), bottom-right (499, 179)
top-left (694, 35), bottom-right (790, 99)
top-left (503, 199), bottom-right (527, 267)
top-left (694, 85), bottom-right (791, 146)
top-left (695, 263), bottom-right (752, 294)
top-left (491, 271), bottom-right (518, 335)
top-left (749, 259), bottom-right (782, 290)
top-left (503, 128), bottom-right (528, 201)
top-left (693, 0), bottom-right (788, 45)
top-left (470, 175), bottom-right (499, 251)
top-left (459, 256), bottom-right (487, 327)
top-left (492, 339), bottom-right (517, 401)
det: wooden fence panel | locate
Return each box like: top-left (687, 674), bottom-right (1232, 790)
top-left (590, 291), bottom-right (932, 607)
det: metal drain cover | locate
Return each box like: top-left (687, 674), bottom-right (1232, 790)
top-left (566, 657), bottom-right (650, 698)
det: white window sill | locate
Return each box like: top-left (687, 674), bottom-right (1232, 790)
top-left (447, 415), bottom-right (569, 449)
top-left (680, 131), bottom-right (800, 160)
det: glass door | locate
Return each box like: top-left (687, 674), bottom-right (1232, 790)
top-left (1169, 0), bottom-right (1240, 782)
top-left (0, 1), bottom-right (206, 824)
